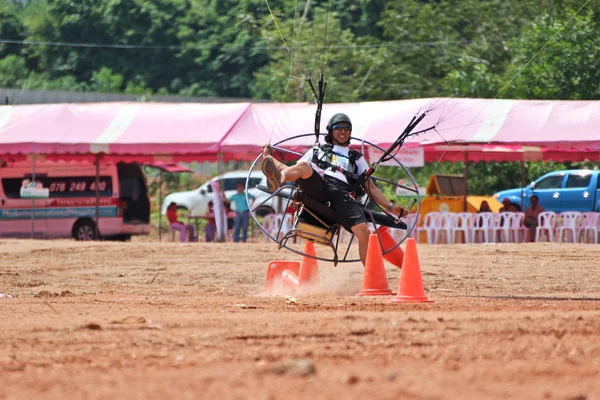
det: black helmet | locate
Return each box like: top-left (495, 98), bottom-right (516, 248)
top-left (325, 113), bottom-right (352, 144)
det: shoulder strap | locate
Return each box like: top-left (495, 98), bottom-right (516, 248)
top-left (348, 150), bottom-right (362, 171)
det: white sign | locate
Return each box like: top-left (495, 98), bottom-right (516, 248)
top-left (20, 181), bottom-right (49, 199)
top-left (368, 146), bottom-right (424, 167)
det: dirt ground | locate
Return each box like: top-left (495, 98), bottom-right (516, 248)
top-left (1, 238), bottom-right (599, 400)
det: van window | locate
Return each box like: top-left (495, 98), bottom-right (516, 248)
top-left (566, 174), bottom-right (591, 189)
top-left (1, 176), bottom-right (113, 199)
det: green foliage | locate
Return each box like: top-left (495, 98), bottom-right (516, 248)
top-left (91, 67), bottom-right (123, 92)
top-left (253, 7), bottom-right (380, 102)
top-left (500, 11), bottom-right (600, 100)
top-left (5, 0), bottom-right (598, 102)
top-left (0, 55), bottom-right (28, 86)
top-left (0, 2), bottom-right (26, 58)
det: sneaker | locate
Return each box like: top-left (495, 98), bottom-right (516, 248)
top-left (262, 156), bottom-right (282, 191)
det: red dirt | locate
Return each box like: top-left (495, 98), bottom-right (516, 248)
top-left (1, 239), bottom-right (599, 399)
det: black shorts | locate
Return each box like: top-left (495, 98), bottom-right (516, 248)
top-left (297, 170), bottom-right (367, 232)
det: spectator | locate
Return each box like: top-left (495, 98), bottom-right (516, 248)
top-left (166, 202), bottom-right (196, 242)
top-left (499, 197), bottom-right (519, 227)
top-left (223, 199), bottom-right (235, 239)
top-left (205, 201), bottom-right (216, 242)
top-left (523, 195), bottom-right (545, 242)
top-left (285, 204), bottom-right (296, 216)
top-left (475, 200), bottom-right (492, 227)
top-left (499, 198), bottom-right (518, 213)
top-left (225, 183), bottom-right (255, 243)
top-left (478, 200), bottom-right (492, 213)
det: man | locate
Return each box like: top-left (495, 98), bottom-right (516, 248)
top-left (262, 113), bottom-right (407, 266)
top-left (523, 195), bottom-right (544, 242)
top-left (225, 183), bottom-right (255, 243)
top-left (499, 197), bottom-right (518, 213)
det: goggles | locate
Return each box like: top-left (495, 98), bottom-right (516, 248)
top-left (331, 124), bottom-right (351, 132)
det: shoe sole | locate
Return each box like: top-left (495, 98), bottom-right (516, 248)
top-left (262, 156), bottom-right (282, 192)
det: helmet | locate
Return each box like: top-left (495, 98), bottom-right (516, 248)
top-left (326, 113), bottom-right (352, 132)
top-left (325, 113), bottom-right (352, 144)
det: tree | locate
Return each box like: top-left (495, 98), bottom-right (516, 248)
top-left (0, 2), bottom-right (26, 59)
top-left (175, 0), bottom-right (274, 98)
top-left (371, 0), bottom-right (546, 100)
top-left (252, 6), bottom-right (382, 102)
top-left (500, 11), bottom-right (600, 100)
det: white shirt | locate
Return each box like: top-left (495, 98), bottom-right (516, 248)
top-left (299, 145), bottom-right (369, 185)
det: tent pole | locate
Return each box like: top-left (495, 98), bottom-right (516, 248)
top-left (217, 152), bottom-right (226, 242)
top-left (158, 169), bottom-right (163, 242)
top-left (30, 153), bottom-right (36, 239)
top-left (463, 151), bottom-right (469, 212)
top-left (94, 154), bottom-right (100, 240)
top-left (520, 160), bottom-right (525, 211)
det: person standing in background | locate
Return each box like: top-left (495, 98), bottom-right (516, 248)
top-left (225, 183), bottom-right (255, 243)
top-left (204, 201), bottom-right (216, 242)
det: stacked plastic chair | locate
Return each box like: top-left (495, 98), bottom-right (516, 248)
top-left (473, 212), bottom-right (495, 243)
top-left (581, 212), bottom-right (600, 243)
top-left (556, 212), bottom-right (582, 243)
top-left (510, 212), bottom-right (527, 243)
top-left (416, 212), bottom-right (441, 244)
top-left (435, 213), bottom-right (456, 244)
top-left (452, 212), bottom-right (474, 244)
top-left (494, 212), bottom-right (515, 243)
top-left (535, 211), bottom-right (556, 242)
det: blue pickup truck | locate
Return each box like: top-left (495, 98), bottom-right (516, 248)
top-left (494, 170), bottom-right (600, 212)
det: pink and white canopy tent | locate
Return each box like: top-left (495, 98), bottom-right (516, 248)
top-left (0, 102), bottom-right (251, 162)
top-left (0, 99), bottom-right (598, 164)
top-left (363, 98), bottom-right (600, 162)
top-left (220, 98), bottom-right (600, 163)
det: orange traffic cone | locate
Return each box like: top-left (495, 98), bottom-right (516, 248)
top-left (298, 241), bottom-right (320, 293)
top-left (265, 261), bottom-right (301, 292)
top-left (357, 233), bottom-right (394, 296)
top-left (377, 226), bottom-right (404, 269)
top-left (392, 238), bottom-right (433, 303)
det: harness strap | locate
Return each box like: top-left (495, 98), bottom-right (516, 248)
top-left (311, 144), bottom-right (366, 196)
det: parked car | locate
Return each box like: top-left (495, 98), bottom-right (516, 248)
top-left (162, 170), bottom-right (289, 217)
top-left (494, 169), bottom-right (600, 212)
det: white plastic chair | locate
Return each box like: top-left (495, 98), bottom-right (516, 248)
top-left (582, 212), bottom-right (600, 244)
top-left (262, 213), bottom-right (279, 242)
top-left (452, 213), bottom-right (474, 244)
top-left (494, 212), bottom-right (515, 243)
top-left (435, 212), bottom-right (456, 244)
top-left (535, 212), bottom-right (556, 243)
top-left (416, 212), bottom-right (441, 244)
top-left (473, 212), bottom-right (495, 243)
top-left (338, 227), bottom-right (352, 243)
top-left (281, 213), bottom-right (294, 234)
top-left (510, 212), bottom-right (527, 243)
top-left (405, 213), bottom-right (418, 240)
top-left (556, 212), bottom-right (582, 243)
